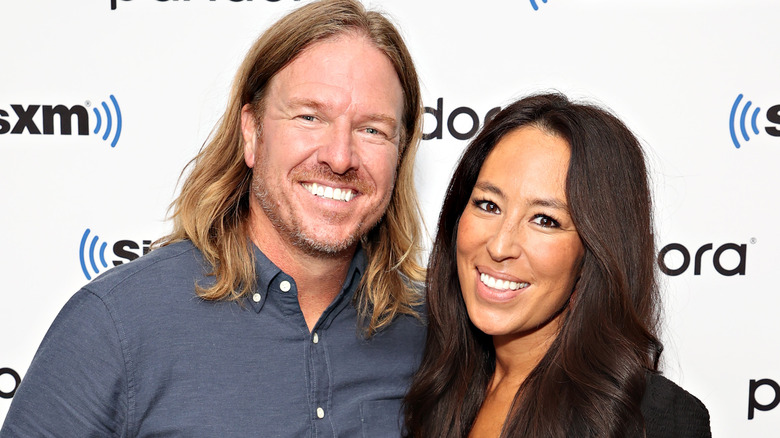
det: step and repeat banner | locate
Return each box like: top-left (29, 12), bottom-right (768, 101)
top-left (1, 0), bottom-right (779, 435)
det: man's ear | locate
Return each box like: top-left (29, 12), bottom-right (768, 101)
top-left (241, 104), bottom-right (258, 168)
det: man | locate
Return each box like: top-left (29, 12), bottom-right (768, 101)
top-left (1, 0), bottom-right (426, 436)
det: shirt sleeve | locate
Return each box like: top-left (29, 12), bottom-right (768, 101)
top-left (0, 289), bottom-right (129, 438)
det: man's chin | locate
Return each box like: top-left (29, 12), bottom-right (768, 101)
top-left (290, 229), bottom-right (361, 258)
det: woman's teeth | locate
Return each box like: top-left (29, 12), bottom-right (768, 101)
top-left (480, 272), bottom-right (529, 291)
top-left (302, 183), bottom-right (355, 202)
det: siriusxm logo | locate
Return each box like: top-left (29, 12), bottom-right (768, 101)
top-left (79, 228), bottom-right (152, 280)
top-left (0, 367), bottom-right (21, 399)
top-left (728, 93), bottom-right (780, 149)
top-left (111, 0), bottom-right (300, 10)
top-left (530, 0), bottom-right (549, 11)
top-left (0, 95), bottom-right (123, 148)
top-left (423, 98), bottom-right (501, 141)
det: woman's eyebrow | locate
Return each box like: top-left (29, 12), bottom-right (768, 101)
top-left (473, 181), bottom-right (504, 198)
top-left (527, 197), bottom-right (569, 212)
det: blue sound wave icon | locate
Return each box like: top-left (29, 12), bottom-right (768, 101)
top-left (79, 228), bottom-right (109, 280)
top-left (92, 95), bottom-right (123, 148)
top-left (530, 0), bottom-right (548, 11)
top-left (729, 94), bottom-right (760, 149)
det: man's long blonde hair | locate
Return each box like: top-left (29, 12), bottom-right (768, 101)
top-left (157, 0), bottom-right (425, 336)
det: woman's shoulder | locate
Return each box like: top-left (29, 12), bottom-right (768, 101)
top-left (641, 373), bottom-right (712, 438)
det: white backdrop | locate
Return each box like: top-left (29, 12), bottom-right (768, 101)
top-left (2, 0), bottom-right (779, 436)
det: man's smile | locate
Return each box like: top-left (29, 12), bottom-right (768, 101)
top-left (301, 182), bottom-right (356, 202)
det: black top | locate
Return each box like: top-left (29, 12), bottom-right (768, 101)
top-left (641, 373), bottom-right (712, 438)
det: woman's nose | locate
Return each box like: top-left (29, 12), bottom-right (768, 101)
top-left (486, 219), bottom-right (523, 262)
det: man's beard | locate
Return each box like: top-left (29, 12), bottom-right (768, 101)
top-left (250, 162), bottom-right (389, 258)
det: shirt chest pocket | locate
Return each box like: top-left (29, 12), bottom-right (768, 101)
top-left (359, 399), bottom-right (404, 437)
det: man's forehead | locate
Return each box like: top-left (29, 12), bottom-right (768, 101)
top-left (266, 34), bottom-right (404, 116)
top-left (278, 34), bottom-right (394, 80)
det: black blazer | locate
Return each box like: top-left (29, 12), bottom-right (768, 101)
top-left (641, 373), bottom-right (712, 438)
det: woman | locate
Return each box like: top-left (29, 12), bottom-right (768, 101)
top-left (404, 93), bottom-right (711, 437)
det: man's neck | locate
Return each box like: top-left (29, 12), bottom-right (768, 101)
top-left (248, 208), bottom-right (356, 331)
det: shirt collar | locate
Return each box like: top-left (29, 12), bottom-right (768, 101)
top-left (247, 243), bottom-right (366, 314)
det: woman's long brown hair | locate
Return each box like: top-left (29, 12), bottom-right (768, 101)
top-left (404, 93), bottom-right (662, 437)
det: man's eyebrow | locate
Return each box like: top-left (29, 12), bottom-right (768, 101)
top-left (363, 113), bottom-right (399, 128)
top-left (286, 97), bottom-right (328, 111)
top-left (287, 98), bottom-right (397, 123)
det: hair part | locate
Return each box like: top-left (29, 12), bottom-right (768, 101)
top-left (404, 92), bottom-right (662, 437)
top-left (156, 0), bottom-right (425, 337)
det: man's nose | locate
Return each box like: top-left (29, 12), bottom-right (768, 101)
top-left (316, 122), bottom-right (359, 175)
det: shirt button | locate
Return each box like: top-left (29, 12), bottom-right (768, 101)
top-left (280, 280), bottom-right (291, 292)
top-left (252, 293), bottom-right (261, 302)
top-left (316, 407), bottom-right (325, 419)
top-left (313, 333), bottom-right (319, 344)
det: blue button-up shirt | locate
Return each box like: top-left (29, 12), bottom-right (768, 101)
top-left (1, 240), bottom-right (426, 437)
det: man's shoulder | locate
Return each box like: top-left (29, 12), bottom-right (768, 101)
top-left (84, 240), bottom-right (205, 300)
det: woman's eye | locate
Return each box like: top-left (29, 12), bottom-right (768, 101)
top-left (365, 127), bottom-right (380, 135)
top-left (531, 214), bottom-right (559, 228)
top-left (475, 200), bottom-right (500, 214)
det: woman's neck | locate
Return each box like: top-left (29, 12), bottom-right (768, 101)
top-left (468, 319), bottom-right (562, 438)
top-left (491, 326), bottom-right (558, 389)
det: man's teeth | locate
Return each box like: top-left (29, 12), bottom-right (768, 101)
top-left (303, 183), bottom-right (355, 202)
top-left (480, 273), bottom-right (529, 291)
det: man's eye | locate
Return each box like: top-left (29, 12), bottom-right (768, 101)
top-left (299, 115), bottom-right (316, 121)
top-left (365, 127), bottom-right (379, 135)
